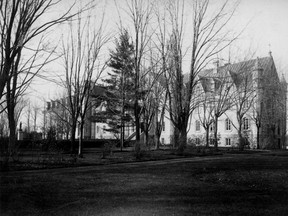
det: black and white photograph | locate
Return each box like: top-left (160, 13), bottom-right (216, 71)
top-left (1, 0), bottom-right (288, 215)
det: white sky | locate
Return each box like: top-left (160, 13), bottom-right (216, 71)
top-left (26, 0), bottom-right (288, 121)
top-left (237, 0), bottom-right (288, 73)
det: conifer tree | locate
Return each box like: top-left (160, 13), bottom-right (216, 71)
top-left (102, 30), bottom-right (135, 150)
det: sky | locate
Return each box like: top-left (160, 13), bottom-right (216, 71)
top-left (31, 0), bottom-right (288, 97)
top-left (237, 0), bottom-right (288, 73)
top-left (23, 0), bottom-right (288, 129)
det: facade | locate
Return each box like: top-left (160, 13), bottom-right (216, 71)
top-left (85, 86), bottom-right (136, 140)
top-left (45, 97), bottom-right (71, 139)
top-left (159, 54), bottom-right (287, 149)
top-left (46, 85), bottom-right (136, 141)
top-left (46, 54), bottom-right (287, 149)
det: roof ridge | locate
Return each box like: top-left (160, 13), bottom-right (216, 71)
top-left (227, 56), bottom-right (271, 67)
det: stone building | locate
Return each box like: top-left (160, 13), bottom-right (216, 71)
top-left (159, 54), bottom-right (287, 149)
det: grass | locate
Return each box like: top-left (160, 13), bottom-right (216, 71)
top-left (1, 152), bottom-right (288, 215)
top-left (0, 146), bottom-right (221, 171)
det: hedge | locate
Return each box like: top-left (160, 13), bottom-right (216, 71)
top-left (0, 138), bottom-right (136, 153)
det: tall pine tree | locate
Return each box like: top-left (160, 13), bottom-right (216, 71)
top-left (102, 30), bottom-right (135, 150)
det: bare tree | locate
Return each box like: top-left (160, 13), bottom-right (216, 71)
top-left (196, 85), bottom-right (214, 147)
top-left (229, 65), bottom-right (256, 150)
top-left (141, 47), bottom-right (168, 149)
top-left (0, 0), bottom-right (80, 157)
top-left (152, 6), bottom-right (173, 149)
top-left (0, 0), bottom-right (78, 104)
top-left (141, 70), bottom-right (158, 147)
top-left (60, 10), bottom-right (108, 156)
top-left (122, 0), bottom-right (154, 142)
top-left (249, 95), bottom-right (262, 149)
top-left (210, 68), bottom-right (235, 149)
top-left (159, 0), bottom-right (240, 151)
top-left (5, 96), bottom-right (27, 156)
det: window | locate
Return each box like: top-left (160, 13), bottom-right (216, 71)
top-left (161, 138), bottom-right (165, 144)
top-left (96, 126), bottom-right (99, 133)
top-left (196, 120), bottom-right (201, 131)
top-left (209, 138), bottom-right (215, 146)
top-left (195, 138), bottom-right (200, 145)
top-left (210, 123), bottom-right (215, 132)
top-left (52, 101), bottom-right (55, 109)
top-left (226, 138), bottom-right (231, 146)
top-left (225, 118), bottom-right (231, 131)
top-left (47, 102), bottom-right (51, 110)
top-left (243, 117), bottom-right (249, 130)
top-left (162, 121), bottom-right (165, 131)
top-left (103, 125), bottom-right (106, 133)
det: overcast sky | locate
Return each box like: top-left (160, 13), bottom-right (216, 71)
top-left (238, 0), bottom-right (288, 73)
top-left (28, 0), bottom-right (288, 105)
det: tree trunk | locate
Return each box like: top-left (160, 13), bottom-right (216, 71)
top-left (135, 100), bottom-right (140, 141)
top-left (8, 113), bottom-right (17, 158)
top-left (214, 116), bottom-right (219, 150)
top-left (155, 122), bottom-right (160, 150)
top-left (256, 125), bottom-right (260, 149)
top-left (120, 122), bottom-right (124, 152)
top-left (6, 76), bottom-right (17, 159)
top-left (178, 127), bottom-right (187, 153)
top-left (71, 121), bottom-right (77, 154)
top-left (155, 134), bottom-right (160, 150)
top-left (238, 130), bottom-right (244, 151)
top-left (78, 121), bottom-right (84, 157)
top-left (205, 127), bottom-right (209, 148)
top-left (144, 123), bottom-right (149, 147)
top-left (173, 128), bottom-right (179, 149)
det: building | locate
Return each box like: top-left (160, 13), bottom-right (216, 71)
top-left (159, 54), bottom-right (287, 149)
top-left (45, 54), bottom-right (286, 149)
top-left (46, 85), bottom-right (136, 141)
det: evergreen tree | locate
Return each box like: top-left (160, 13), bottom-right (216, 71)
top-left (102, 30), bottom-right (135, 150)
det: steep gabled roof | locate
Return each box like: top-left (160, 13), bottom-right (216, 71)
top-left (197, 56), bottom-right (279, 84)
top-left (198, 56), bottom-right (272, 77)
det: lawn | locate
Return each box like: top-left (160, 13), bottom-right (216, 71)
top-left (0, 146), bottom-right (221, 171)
top-left (1, 151), bottom-right (288, 215)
